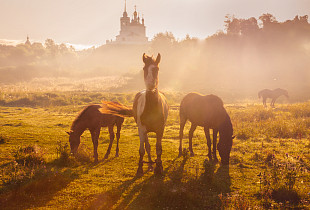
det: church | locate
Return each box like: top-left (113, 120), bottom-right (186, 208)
top-left (107, 2), bottom-right (148, 45)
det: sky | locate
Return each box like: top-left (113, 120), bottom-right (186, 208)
top-left (0, 0), bottom-right (309, 48)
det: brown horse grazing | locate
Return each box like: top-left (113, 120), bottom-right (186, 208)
top-left (179, 93), bottom-right (234, 165)
top-left (66, 104), bottom-right (124, 163)
top-left (258, 88), bottom-right (289, 107)
top-left (101, 53), bottom-right (169, 176)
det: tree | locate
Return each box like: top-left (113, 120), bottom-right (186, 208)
top-left (259, 13), bottom-right (277, 28)
top-left (240, 17), bottom-right (259, 35)
top-left (45, 39), bottom-right (58, 57)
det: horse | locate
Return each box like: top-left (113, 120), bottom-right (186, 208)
top-left (66, 104), bottom-right (124, 163)
top-left (258, 88), bottom-right (289, 107)
top-left (178, 93), bottom-right (234, 165)
top-left (101, 53), bottom-right (169, 176)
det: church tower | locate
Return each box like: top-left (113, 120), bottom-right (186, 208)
top-left (25, 35), bottom-right (31, 45)
top-left (120, 0), bottom-right (130, 30)
top-left (113, 1), bottom-right (148, 44)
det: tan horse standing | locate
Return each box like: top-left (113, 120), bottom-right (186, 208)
top-left (258, 88), bottom-right (289, 107)
top-left (179, 93), bottom-right (234, 165)
top-left (101, 53), bottom-right (169, 176)
top-left (67, 104), bottom-right (124, 162)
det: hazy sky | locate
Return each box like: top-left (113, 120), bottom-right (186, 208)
top-left (0, 0), bottom-right (309, 48)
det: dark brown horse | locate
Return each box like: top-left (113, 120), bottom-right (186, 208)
top-left (179, 93), bottom-right (234, 165)
top-left (67, 104), bottom-right (124, 162)
top-left (258, 88), bottom-right (289, 107)
top-left (101, 53), bottom-right (169, 175)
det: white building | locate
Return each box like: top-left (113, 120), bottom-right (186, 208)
top-left (107, 2), bottom-right (148, 45)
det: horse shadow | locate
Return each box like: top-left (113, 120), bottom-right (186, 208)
top-left (87, 157), bottom-right (179, 209)
top-left (88, 156), bottom-right (231, 209)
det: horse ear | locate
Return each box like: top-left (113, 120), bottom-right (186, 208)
top-left (155, 53), bottom-right (161, 65)
top-left (66, 131), bottom-right (72, 135)
top-left (142, 53), bottom-right (147, 64)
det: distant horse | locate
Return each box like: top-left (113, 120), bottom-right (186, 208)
top-left (101, 53), bottom-right (169, 175)
top-left (258, 88), bottom-right (289, 107)
top-left (67, 104), bottom-right (124, 163)
top-left (179, 93), bottom-right (234, 165)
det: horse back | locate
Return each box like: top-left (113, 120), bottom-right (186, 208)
top-left (74, 104), bottom-right (123, 129)
top-left (180, 93), bottom-right (226, 128)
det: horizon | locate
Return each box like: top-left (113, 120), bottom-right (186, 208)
top-left (0, 0), bottom-right (309, 48)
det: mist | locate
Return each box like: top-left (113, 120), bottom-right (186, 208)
top-left (1, 14), bottom-right (310, 102)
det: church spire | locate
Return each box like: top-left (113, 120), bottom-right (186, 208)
top-left (123, 0), bottom-right (128, 17)
top-left (25, 35), bottom-right (31, 45)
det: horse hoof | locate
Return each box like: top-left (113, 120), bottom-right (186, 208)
top-left (115, 154), bottom-right (119, 158)
top-left (190, 152), bottom-right (195, 157)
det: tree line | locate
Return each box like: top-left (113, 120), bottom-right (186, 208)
top-left (1, 14), bottom-right (310, 100)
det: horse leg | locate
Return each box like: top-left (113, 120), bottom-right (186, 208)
top-left (213, 129), bottom-right (219, 162)
top-left (263, 97), bottom-right (267, 107)
top-left (179, 115), bottom-right (187, 157)
top-left (204, 127), bottom-right (212, 160)
top-left (104, 125), bottom-right (114, 159)
top-left (115, 123), bottom-right (122, 157)
top-left (154, 130), bottom-right (164, 176)
top-left (271, 97), bottom-right (277, 107)
top-left (137, 125), bottom-right (147, 175)
top-left (144, 135), bottom-right (153, 172)
top-left (189, 123), bottom-right (197, 157)
top-left (90, 128), bottom-right (100, 163)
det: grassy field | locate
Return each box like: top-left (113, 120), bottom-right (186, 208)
top-left (0, 91), bottom-right (310, 209)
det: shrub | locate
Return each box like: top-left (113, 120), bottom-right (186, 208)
top-left (12, 145), bottom-right (45, 167)
top-left (2, 145), bottom-right (47, 186)
top-left (55, 140), bottom-right (70, 166)
top-left (258, 153), bottom-right (304, 205)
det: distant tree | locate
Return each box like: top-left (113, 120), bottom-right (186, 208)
top-left (31, 42), bottom-right (45, 58)
top-left (259, 13), bottom-right (278, 28)
top-left (152, 32), bottom-right (176, 47)
top-left (45, 39), bottom-right (58, 57)
top-left (300, 15), bottom-right (309, 24)
top-left (240, 17), bottom-right (259, 35)
top-left (224, 15), bottom-right (241, 35)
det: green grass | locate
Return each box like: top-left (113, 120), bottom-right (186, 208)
top-left (0, 92), bottom-right (310, 209)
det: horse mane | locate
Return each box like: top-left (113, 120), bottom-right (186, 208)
top-left (71, 105), bottom-right (94, 130)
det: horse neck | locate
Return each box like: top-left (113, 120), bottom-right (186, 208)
top-left (71, 120), bottom-right (87, 136)
top-left (146, 89), bottom-right (160, 103)
top-left (219, 114), bottom-right (233, 140)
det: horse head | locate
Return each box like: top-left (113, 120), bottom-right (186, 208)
top-left (217, 115), bottom-right (234, 165)
top-left (66, 130), bottom-right (80, 154)
top-left (142, 53), bottom-right (161, 91)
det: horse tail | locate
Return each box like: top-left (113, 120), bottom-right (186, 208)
top-left (100, 101), bottom-right (133, 118)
